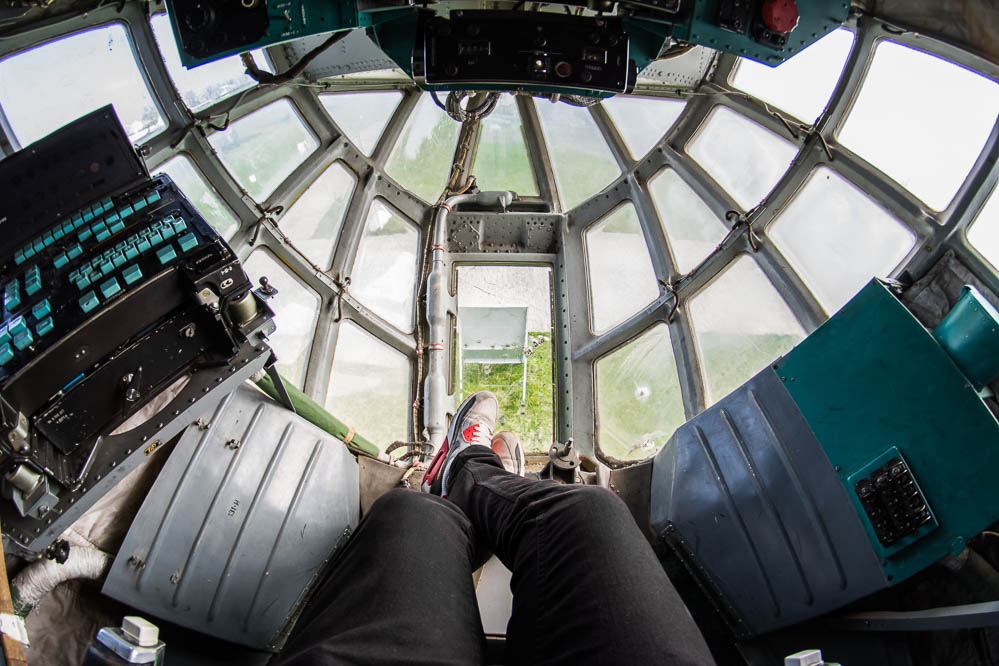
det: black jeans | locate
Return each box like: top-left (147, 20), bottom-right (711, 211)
top-left (275, 448), bottom-right (715, 665)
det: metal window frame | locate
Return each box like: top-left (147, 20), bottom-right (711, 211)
top-left (0, 9), bottom-right (997, 464)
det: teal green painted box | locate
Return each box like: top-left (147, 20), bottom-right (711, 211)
top-left (775, 280), bottom-right (999, 583)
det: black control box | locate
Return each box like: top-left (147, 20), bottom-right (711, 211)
top-left (419, 10), bottom-right (636, 94)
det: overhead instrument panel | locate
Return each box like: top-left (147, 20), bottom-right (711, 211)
top-left (0, 107), bottom-right (277, 557)
top-left (162, 0), bottom-right (849, 91)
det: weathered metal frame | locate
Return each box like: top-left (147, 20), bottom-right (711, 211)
top-left (0, 8), bottom-right (997, 462)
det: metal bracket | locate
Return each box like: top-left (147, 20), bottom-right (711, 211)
top-left (265, 364), bottom-right (296, 414)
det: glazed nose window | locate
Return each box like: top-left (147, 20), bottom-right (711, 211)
top-left (837, 40), bottom-right (999, 211)
top-left (0, 23), bottom-right (166, 147)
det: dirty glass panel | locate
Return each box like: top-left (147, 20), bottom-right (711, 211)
top-left (731, 28), bottom-right (854, 124)
top-left (326, 320), bottom-right (409, 452)
top-left (596, 324), bottom-right (683, 461)
top-left (350, 200), bottom-right (419, 332)
top-left (585, 203), bottom-right (659, 333)
top-left (688, 106), bottom-right (797, 210)
top-left (153, 154), bottom-right (240, 240)
top-left (385, 93), bottom-right (462, 203)
top-left (968, 185), bottom-right (999, 269)
top-left (0, 23), bottom-right (165, 147)
top-left (649, 169), bottom-right (728, 273)
top-left (601, 96), bottom-right (685, 159)
top-left (689, 255), bottom-right (805, 405)
top-left (457, 266), bottom-right (553, 454)
top-left (838, 41), bottom-right (999, 211)
top-left (770, 167), bottom-right (916, 313)
top-left (207, 99), bottom-right (318, 201)
top-left (472, 94), bottom-right (537, 196)
top-left (534, 99), bottom-right (620, 210)
top-left (319, 91), bottom-right (404, 155)
top-left (150, 13), bottom-right (271, 112)
top-left (242, 249), bottom-right (320, 388)
top-left (279, 162), bottom-right (356, 269)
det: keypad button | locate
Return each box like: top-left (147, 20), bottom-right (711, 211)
top-left (79, 291), bottom-right (99, 313)
top-left (35, 316), bottom-right (53, 337)
top-left (32, 299), bottom-right (51, 319)
top-left (156, 244), bottom-right (177, 265)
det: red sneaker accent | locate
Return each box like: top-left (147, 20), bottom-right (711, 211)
top-left (422, 438), bottom-right (450, 488)
top-left (462, 424), bottom-right (480, 442)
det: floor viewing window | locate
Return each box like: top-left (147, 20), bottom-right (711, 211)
top-left (242, 249), bottom-right (321, 388)
top-left (349, 200), bottom-right (419, 332)
top-left (584, 203), bottom-right (660, 333)
top-left (279, 161), bottom-right (356, 269)
top-left (150, 13), bottom-right (271, 112)
top-left (326, 320), bottom-right (410, 452)
top-left (472, 94), bottom-right (537, 196)
top-left (837, 40), bottom-right (999, 211)
top-left (769, 166), bottom-right (916, 313)
top-left (207, 99), bottom-right (318, 201)
top-left (319, 91), bottom-right (404, 156)
top-left (595, 324), bottom-right (684, 462)
top-left (687, 106), bottom-right (797, 210)
top-left (0, 23), bottom-right (165, 147)
top-left (385, 93), bottom-right (461, 203)
top-left (968, 185), bottom-right (999, 269)
top-left (534, 99), bottom-right (620, 210)
top-left (649, 168), bottom-right (728, 274)
top-left (730, 27), bottom-right (854, 124)
top-left (153, 154), bottom-right (240, 240)
top-left (688, 255), bottom-right (805, 405)
top-left (456, 266), bottom-right (553, 454)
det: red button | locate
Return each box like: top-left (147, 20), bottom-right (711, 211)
top-left (555, 61), bottom-right (572, 78)
top-left (762, 0), bottom-right (799, 34)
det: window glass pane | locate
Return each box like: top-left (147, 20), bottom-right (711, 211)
top-left (472, 94), bottom-right (537, 196)
top-left (457, 266), bottom-right (553, 454)
top-left (534, 99), bottom-right (620, 210)
top-left (350, 200), bottom-right (418, 332)
top-left (838, 41), bottom-right (999, 211)
top-left (242, 249), bottom-right (320, 387)
top-left (601, 96), bottom-right (685, 159)
top-left (0, 24), bottom-right (165, 146)
top-left (689, 255), bottom-right (805, 404)
top-left (596, 324), bottom-right (683, 461)
top-left (208, 99), bottom-right (318, 201)
top-left (649, 169), bottom-right (728, 273)
top-left (280, 162), bottom-right (356, 269)
top-left (326, 320), bottom-right (409, 452)
top-left (585, 203), bottom-right (659, 333)
top-left (968, 185), bottom-right (999, 269)
top-left (150, 13), bottom-right (271, 112)
top-left (320, 91), bottom-right (403, 156)
top-left (687, 106), bottom-right (797, 210)
top-left (731, 28), bottom-right (854, 124)
top-left (153, 155), bottom-right (240, 240)
top-left (385, 94), bottom-right (461, 203)
top-left (770, 167), bottom-right (916, 313)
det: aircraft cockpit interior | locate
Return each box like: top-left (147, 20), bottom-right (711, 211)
top-left (0, 0), bottom-right (998, 663)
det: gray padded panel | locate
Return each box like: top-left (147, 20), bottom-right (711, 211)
top-left (103, 385), bottom-right (359, 650)
top-left (650, 368), bottom-right (886, 637)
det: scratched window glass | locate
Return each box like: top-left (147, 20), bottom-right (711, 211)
top-left (153, 154), bottom-right (240, 240)
top-left (279, 162), bottom-right (356, 269)
top-left (326, 320), bottom-right (410, 452)
top-left (320, 91), bottom-right (404, 155)
top-left (242, 249), bottom-right (320, 388)
top-left (648, 168), bottom-right (728, 274)
top-left (385, 93), bottom-right (462, 203)
top-left (595, 324), bottom-right (684, 462)
top-left (0, 23), bottom-right (165, 147)
top-left (601, 96), bottom-right (685, 159)
top-left (208, 99), bottom-right (318, 201)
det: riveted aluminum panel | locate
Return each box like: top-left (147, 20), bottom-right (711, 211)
top-left (103, 384), bottom-right (359, 650)
top-left (650, 368), bottom-right (886, 637)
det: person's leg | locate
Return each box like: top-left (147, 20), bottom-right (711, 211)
top-left (446, 447), bottom-right (715, 666)
top-left (274, 489), bottom-right (486, 666)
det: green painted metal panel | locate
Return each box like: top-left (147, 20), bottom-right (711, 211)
top-left (776, 280), bottom-right (999, 583)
